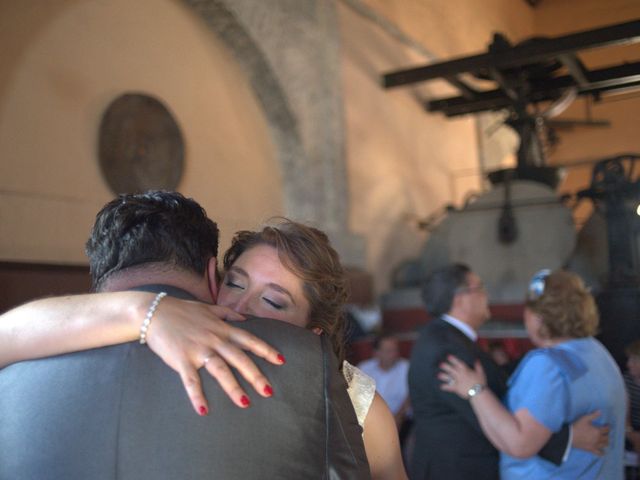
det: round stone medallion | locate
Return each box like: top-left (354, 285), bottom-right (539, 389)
top-left (98, 93), bottom-right (185, 194)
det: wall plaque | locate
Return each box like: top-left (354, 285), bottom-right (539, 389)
top-left (98, 93), bottom-right (185, 194)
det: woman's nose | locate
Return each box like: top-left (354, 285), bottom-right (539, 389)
top-left (231, 294), bottom-right (253, 316)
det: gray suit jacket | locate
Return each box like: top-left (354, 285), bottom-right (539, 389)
top-left (0, 286), bottom-right (370, 479)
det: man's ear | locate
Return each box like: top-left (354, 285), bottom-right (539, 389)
top-left (206, 257), bottom-right (219, 302)
top-left (450, 292), bottom-right (463, 312)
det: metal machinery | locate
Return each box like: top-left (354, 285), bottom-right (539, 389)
top-left (379, 20), bottom-right (640, 366)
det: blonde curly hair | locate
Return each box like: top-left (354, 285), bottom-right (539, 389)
top-left (525, 270), bottom-right (599, 339)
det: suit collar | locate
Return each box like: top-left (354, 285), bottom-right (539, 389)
top-left (441, 314), bottom-right (478, 342)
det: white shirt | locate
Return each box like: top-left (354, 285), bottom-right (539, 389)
top-left (358, 357), bottom-right (409, 414)
top-left (442, 313), bottom-right (478, 342)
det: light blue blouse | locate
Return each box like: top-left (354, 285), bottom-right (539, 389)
top-left (500, 338), bottom-right (626, 480)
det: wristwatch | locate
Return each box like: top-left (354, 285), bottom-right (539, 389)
top-left (467, 383), bottom-right (486, 399)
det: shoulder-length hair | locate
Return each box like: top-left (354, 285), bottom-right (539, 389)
top-left (224, 218), bottom-right (348, 364)
top-left (525, 270), bottom-right (598, 339)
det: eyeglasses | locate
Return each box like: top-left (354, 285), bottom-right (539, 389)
top-left (527, 269), bottom-right (551, 301)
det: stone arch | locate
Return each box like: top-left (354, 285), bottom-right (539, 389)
top-left (182, 0), bottom-right (364, 264)
top-left (183, 0), bottom-right (306, 216)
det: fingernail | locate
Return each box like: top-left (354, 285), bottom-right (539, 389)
top-left (240, 395), bottom-right (251, 407)
top-left (277, 354), bottom-right (286, 364)
top-left (263, 385), bottom-right (273, 397)
top-left (199, 405), bottom-right (208, 416)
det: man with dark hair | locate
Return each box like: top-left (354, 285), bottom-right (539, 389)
top-left (0, 191), bottom-right (370, 479)
top-left (86, 191), bottom-right (222, 292)
top-left (408, 263), bottom-right (605, 480)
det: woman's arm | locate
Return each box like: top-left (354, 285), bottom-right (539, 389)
top-left (0, 293), bottom-right (283, 413)
top-left (363, 393), bottom-right (409, 480)
top-left (0, 292), bottom-right (149, 366)
top-left (439, 355), bottom-right (552, 458)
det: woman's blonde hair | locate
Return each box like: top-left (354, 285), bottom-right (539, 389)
top-left (525, 270), bottom-right (599, 339)
top-left (223, 218), bottom-right (349, 364)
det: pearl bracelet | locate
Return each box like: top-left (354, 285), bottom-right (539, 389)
top-left (139, 292), bottom-right (167, 344)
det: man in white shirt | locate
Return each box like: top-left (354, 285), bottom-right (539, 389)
top-left (359, 334), bottom-right (410, 426)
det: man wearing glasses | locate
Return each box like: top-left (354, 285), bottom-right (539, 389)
top-left (407, 263), bottom-right (605, 480)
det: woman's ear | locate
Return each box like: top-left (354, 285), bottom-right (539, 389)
top-left (206, 257), bottom-right (219, 302)
top-left (531, 312), bottom-right (550, 342)
top-left (312, 327), bottom-right (323, 336)
top-left (537, 321), bottom-right (550, 340)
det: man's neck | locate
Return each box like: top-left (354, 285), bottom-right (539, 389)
top-left (100, 266), bottom-right (213, 303)
top-left (441, 313), bottom-right (478, 342)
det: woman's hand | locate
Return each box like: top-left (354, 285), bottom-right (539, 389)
top-left (438, 355), bottom-right (487, 399)
top-left (0, 292), bottom-right (284, 416)
top-left (144, 296), bottom-right (285, 415)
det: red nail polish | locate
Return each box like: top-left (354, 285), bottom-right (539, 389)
top-left (240, 395), bottom-right (251, 407)
top-left (277, 354), bottom-right (286, 364)
top-left (199, 405), bottom-right (208, 416)
top-left (263, 385), bottom-right (273, 397)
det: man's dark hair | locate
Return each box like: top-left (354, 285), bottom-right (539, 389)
top-left (420, 263), bottom-right (471, 317)
top-left (85, 191), bottom-right (219, 290)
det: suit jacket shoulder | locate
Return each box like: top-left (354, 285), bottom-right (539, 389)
top-left (0, 317), bottom-right (370, 480)
top-left (410, 318), bottom-right (477, 374)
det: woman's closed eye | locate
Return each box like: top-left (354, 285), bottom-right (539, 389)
top-left (263, 297), bottom-right (286, 310)
top-left (224, 278), bottom-right (245, 290)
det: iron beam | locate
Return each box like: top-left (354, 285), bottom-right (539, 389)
top-left (427, 61), bottom-right (640, 116)
top-left (382, 20), bottom-right (640, 88)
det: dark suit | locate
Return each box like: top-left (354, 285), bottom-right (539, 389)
top-left (408, 317), bottom-right (568, 480)
top-left (0, 286), bottom-right (370, 480)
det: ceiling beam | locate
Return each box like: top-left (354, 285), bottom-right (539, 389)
top-left (426, 61), bottom-right (640, 116)
top-left (382, 20), bottom-right (640, 89)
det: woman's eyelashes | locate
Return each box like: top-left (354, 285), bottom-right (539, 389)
top-left (224, 276), bottom-right (244, 290)
top-left (263, 297), bottom-right (285, 310)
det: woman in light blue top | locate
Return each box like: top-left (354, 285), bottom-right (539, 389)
top-left (440, 270), bottom-right (626, 479)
